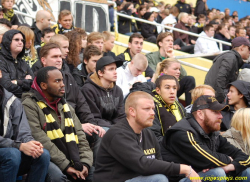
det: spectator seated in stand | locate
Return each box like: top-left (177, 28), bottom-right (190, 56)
top-left (51, 10), bottom-right (75, 34)
top-left (222, 108), bottom-right (250, 155)
top-left (2, 0), bottom-right (19, 29)
top-left (0, 30), bottom-right (34, 98)
top-left (214, 23), bottom-right (232, 50)
top-left (141, 12), bottom-right (158, 43)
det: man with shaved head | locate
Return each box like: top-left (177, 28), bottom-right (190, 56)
top-left (31, 10), bottom-right (51, 47)
top-left (116, 53), bottom-right (148, 98)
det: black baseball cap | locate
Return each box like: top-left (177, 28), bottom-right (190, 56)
top-left (232, 37), bottom-right (250, 48)
top-left (191, 95), bottom-right (229, 113)
top-left (96, 56), bottom-right (124, 73)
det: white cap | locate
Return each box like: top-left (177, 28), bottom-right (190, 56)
top-left (150, 7), bottom-right (160, 13)
top-left (162, 17), bottom-right (176, 25)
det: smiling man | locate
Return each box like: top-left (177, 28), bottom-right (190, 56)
top-left (22, 66), bottom-right (93, 182)
top-left (161, 95), bottom-right (250, 182)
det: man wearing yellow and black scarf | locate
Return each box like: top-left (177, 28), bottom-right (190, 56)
top-left (22, 66), bottom-right (93, 182)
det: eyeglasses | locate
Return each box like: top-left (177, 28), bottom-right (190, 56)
top-left (12, 38), bottom-right (24, 43)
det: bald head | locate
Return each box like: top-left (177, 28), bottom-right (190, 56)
top-left (132, 53), bottom-right (148, 68)
top-left (36, 10), bottom-right (51, 30)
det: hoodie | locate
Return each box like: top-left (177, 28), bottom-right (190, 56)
top-left (0, 30), bottom-right (34, 98)
top-left (81, 72), bottom-right (126, 127)
top-left (221, 80), bottom-right (250, 131)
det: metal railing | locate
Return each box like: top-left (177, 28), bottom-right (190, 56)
top-left (114, 41), bottom-right (209, 72)
top-left (115, 11), bottom-right (232, 52)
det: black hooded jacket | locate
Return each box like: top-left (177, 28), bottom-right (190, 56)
top-left (221, 80), bottom-right (250, 131)
top-left (0, 30), bottom-right (34, 98)
top-left (81, 72), bottom-right (126, 127)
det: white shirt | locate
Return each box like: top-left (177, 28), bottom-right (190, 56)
top-left (116, 63), bottom-right (147, 98)
top-left (194, 31), bottom-right (220, 54)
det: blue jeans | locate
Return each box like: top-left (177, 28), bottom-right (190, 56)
top-left (125, 174), bottom-right (169, 182)
top-left (179, 167), bottom-right (250, 182)
top-left (46, 162), bottom-right (95, 182)
top-left (0, 148), bottom-right (50, 182)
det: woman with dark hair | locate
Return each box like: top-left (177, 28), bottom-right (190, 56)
top-left (141, 12), bottom-right (158, 43)
top-left (64, 30), bottom-right (82, 73)
top-left (136, 5), bottom-right (146, 31)
top-left (214, 23), bottom-right (231, 50)
top-left (118, 2), bottom-right (138, 36)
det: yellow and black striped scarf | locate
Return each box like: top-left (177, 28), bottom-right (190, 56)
top-left (3, 9), bottom-right (14, 21)
top-left (37, 98), bottom-right (83, 171)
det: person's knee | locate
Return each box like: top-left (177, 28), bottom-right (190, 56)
top-left (154, 174), bottom-right (169, 182)
top-left (4, 148), bottom-right (21, 168)
top-left (240, 168), bottom-right (250, 178)
top-left (39, 149), bottom-right (50, 164)
top-left (211, 167), bottom-right (226, 177)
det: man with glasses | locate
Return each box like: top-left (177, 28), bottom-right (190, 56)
top-left (0, 30), bottom-right (34, 98)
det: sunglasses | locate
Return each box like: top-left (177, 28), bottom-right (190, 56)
top-left (12, 38), bottom-right (24, 43)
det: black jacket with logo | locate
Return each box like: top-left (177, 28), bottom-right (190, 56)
top-left (175, 1), bottom-right (192, 14)
top-left (94, 118), bottom-right (180, 182)
top-left (81, 72), bottom-right (126, 127)
top-left (0, 30), bottom-right (34, 98)
top-left (161, 115), bottom-right (250, 179)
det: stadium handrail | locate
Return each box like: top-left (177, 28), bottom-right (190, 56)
top-left (114, 11), bottom-right (231, 52)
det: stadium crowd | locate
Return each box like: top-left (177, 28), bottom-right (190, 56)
top-left (1, 0), bottom-right (250, 182)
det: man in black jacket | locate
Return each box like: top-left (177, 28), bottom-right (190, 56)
top-left (31, 10), bottom-right (51, 47)
top-left (175, 0), bottom-right (191, 14)
top-left (205, 37), bottom-right (250, 103)
top-left (0, 30), bottom-right (34, 98)
top-left (94, 91), bottom-right (200, 182)
top-left (81, 56), bottom-right (126, 165)
top-left (161, 95), bottom-right (250, 181)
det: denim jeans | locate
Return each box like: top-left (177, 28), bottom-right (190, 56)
top-left (46, 162), bottom-right (95, 182)
top-left (179, 167), bottom-right (250, 182)
top-left (125, 174), bottom-right (169, 182)
top-left (0, 148), bottom-right (50, 182)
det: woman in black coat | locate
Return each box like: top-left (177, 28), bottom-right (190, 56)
top-left (141, 12), bottom-right (158, 43)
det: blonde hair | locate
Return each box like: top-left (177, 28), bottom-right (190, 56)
top-left (231, 108), bottom-right (250, 153)
top-left (125, 91), bottom-right (153, 115)
top-left (153, 58), bottom-right (180, 82)
top-left (49, 34), bottom-right (68, 45)
top-left (87, 32), bottom-right (104, 45)
top-left (191, 85), bottom-right (215, 103)
top-left (178, 12), bottom-right (188, 21)
top-left (58, 9), bottom-right (71, 21)
top-left (2, 0), bottom-right (15, 6)
top-left (17, 26), bottom-right (36, 60)
top-left (102, 31), bottom-right (114, 41)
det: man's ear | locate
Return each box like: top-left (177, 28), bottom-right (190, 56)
top-left (159, 41), bottom-right (163, 48)
top-left (83, 59), bottom-right (88, 65)
top-left (40, 57), bottom-right (46, 67)
top-left (129, 107), bottom-right (136, 118)
top-left (128, 42), bottom-right (132, 49)
top-left (155, 87), bottom-right (161, 95)
top-left (98, 70), bottom-right (103, 77)
top-left (40, 82), bottom-right (47, 91)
